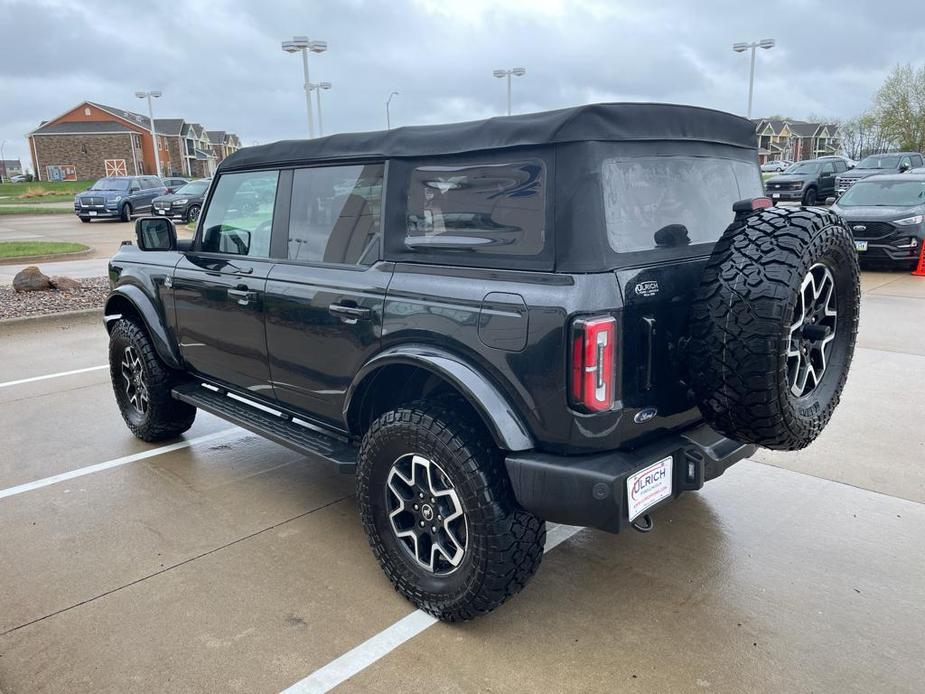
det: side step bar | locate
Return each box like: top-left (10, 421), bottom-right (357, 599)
top-left (172, 383), bottom-right (357, 473)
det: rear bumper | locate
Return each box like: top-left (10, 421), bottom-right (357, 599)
top-left (505, 423), bottom-right (757, 533)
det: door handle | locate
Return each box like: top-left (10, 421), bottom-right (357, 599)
top-left (228, 288), bottom-right (258, 306)
top-left (329, 302), bottom-right (372, 323)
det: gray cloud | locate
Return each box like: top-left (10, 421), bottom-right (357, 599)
top-left (3, 0), bottom-right (924, 169)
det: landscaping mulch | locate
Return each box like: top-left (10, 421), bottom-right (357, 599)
top-left (0, 277), bottom-right (108, 320)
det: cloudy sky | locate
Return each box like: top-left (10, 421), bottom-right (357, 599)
top-left (3, 0), bottom-right (925, 170)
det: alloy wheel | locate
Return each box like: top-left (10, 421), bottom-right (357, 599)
top-left (385, 454), bottom-right (468, 575)
top-left (787, 263), bottom-right (837, 397)
top-left (120, 345), bottom-right (150, 415)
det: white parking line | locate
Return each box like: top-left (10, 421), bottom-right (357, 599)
top-left (0, 365), bottom-right (108, 389)
top-left (0, 428), bottom-right (238, 500)
top-left (281, 523), bottom-right (583, 694)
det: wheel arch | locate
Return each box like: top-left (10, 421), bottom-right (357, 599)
top-left (344, 345), bottom-right (534, 452)
top-left (104, 286), bottom-right (182, 369)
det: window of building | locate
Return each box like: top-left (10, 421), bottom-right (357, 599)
top-left (287, 163), bottom-right (384, 265)
top-left (405, 160), bottom-right (546, 256)
top-left (200, 170), bottom-right (279, 258)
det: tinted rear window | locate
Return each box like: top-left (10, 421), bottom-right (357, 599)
top-left (406, 160), bottom-right (545, 256)
top-left (602, 155), bottom-right (762, 253)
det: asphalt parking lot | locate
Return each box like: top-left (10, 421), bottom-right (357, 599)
top-left (1, 271), bottom-right (924, 693)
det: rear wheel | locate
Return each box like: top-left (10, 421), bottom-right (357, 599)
top-left (687, 207), bottom-right (860, 450)
top-left (357, 400), bottom-right (545, 621)
top-left (109, 318), bottom-right (196, 441)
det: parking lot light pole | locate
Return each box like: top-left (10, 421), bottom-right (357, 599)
top-left (493, 67), bottom-right (526, 116)
top-left (733, 39), bottom-right (775, 119)
top-left (0, 140), bottom-right (6, 182)
top-left (282, 36), bottom-right (327, 138)
top-left (134, 90), bottom-right (163, 177)
top-left (310, 82), bottom-right (332, 137)
top-left (386, 91), bottom-right (399, 130)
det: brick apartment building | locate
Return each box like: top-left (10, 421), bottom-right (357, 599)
top-left (27, 101), bottom-right (240, 181)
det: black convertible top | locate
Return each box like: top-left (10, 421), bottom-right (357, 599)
top-left (219, 102), bottom-right (757, 172)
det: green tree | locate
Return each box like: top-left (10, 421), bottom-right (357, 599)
top-left (874, 63), bottom-right (925, 152)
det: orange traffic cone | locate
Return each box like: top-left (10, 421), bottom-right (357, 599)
top-left (914, 241), bottom-right (925, 277)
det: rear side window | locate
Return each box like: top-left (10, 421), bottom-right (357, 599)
top-left (405, 161), bottom-right (545, 256)
top-left (602, 156), bottom-right (762, 253)
top-left (287, 163), bottom-right (384, 265)
top-left (200, 170), bottom-right (279, 258)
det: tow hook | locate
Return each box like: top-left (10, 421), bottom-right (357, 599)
top-left (631, 513), bottom-right (654, 533)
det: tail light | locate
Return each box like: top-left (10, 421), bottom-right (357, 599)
top-left (569, 316), bottom-right (616, 412)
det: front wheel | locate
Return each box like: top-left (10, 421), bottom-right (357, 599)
top-left (357, 401), bottom-right (545, 621)
top-left (109, 318), bottom-right (196, 441)
top-left (119, 203), bottom-right (132, 222)
top-left (802, 187), bottom-right (817, 206)
top-left (186, 204), bottom-right (201, 224)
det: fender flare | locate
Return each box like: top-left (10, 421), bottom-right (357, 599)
top-left (104, 285), bottom-right (183, 368)
top-left (344, 345), bottom-right (534, 452)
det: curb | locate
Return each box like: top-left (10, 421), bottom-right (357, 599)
top-left (0, 246), bottom-right (95, 266)
top-left (0, 307), bottom-right (102, 327)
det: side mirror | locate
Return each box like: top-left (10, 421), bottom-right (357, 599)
top-left (135, 217), bottom-right (177, 251)
top-left (825, 196), bottom-right (837, 206)
top-left (900, 163), bottom-right (911, 172)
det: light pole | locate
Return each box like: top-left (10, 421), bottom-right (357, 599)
top-left (732, 39), bottom-right (775, 119)
top-left (493, 67), bottom-right (526, 116)
top-left (134, 90), bottom-right (163, 176)
top-left (309, 82), bottom-right (332, 136)
top-left (386, 91), bottom-right (399, 130)
top-left (0, 140), bottom-right (6, 182)
top-left (282, 35), bottom-right (327, 138)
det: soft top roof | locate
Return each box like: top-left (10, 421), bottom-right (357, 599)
top-left (219, 102), bottom-right (757, 172)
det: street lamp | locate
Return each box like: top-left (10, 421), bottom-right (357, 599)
top-left (732, 38), bottom-right (775, 119)
top-left (386, 91), bottom-right (399, 130)
top-left (134, 90), bottom-right (163, 176)
top-left (282, 35), bottom-right (327, 138)
top-left (0, 140), bottom-right (6, 182)
top-left (309, 82), bottom-right (332, 137)
top-left (493, 67), bottom-right (526, 116)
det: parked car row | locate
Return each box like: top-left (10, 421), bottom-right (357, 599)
top-left (74, 175), bottom-right (210, 223)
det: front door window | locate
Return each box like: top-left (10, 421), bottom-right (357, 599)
top-left (200, 170), bottom-right (279, 258)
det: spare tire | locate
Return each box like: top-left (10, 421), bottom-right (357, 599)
top-left (687, 207), bottom-right (860, 451)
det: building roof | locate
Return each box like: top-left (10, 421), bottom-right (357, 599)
top-left (206, 130), bottom-right (226, 144)
top-left (155, 118), bottom-right (186, 136)
top-left (88, 101), bottom-right (152, 128)
top-left (221, 102), bottom-right (758, 172)
top-left (31, 120), bottom-right (135, 135)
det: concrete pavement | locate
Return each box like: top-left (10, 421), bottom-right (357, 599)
top-left (0, 272), bottom-right (923, 693)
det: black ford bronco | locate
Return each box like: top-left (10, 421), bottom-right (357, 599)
top-left (104, 103), bottom-right (860, 621)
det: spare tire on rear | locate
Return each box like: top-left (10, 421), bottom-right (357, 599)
top-left (687, 207), bottom-right (860, 451)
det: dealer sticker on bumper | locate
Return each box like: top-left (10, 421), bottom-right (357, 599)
top-left (627, 456), bottom-right (673, 521)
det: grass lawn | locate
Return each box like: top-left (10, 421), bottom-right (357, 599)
top-left (0, 180), bottom-right (91, 205)
top-left (0, 206), bottom-right (73, 215)
top-left (0, 241), bottom-right (88, 259)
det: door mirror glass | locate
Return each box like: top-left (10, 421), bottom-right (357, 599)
top-left (135, 217), bottom-right (177, 251)
top-left (217, 228), bottom-right (251, 255)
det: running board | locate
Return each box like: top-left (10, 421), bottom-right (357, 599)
top-left (172, 383), bottom-right (357, 473)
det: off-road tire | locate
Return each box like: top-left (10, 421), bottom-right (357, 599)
top-left (802, 187), bottom-right (817, 206)
top-left (687, 207), bottom-right (860, 450)
top-left (119, 203), bottom-right (132, 222)
top-left (108, 318), bottom-right (196, 441)
top-left (357, 400), bottom-right (545, 621)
